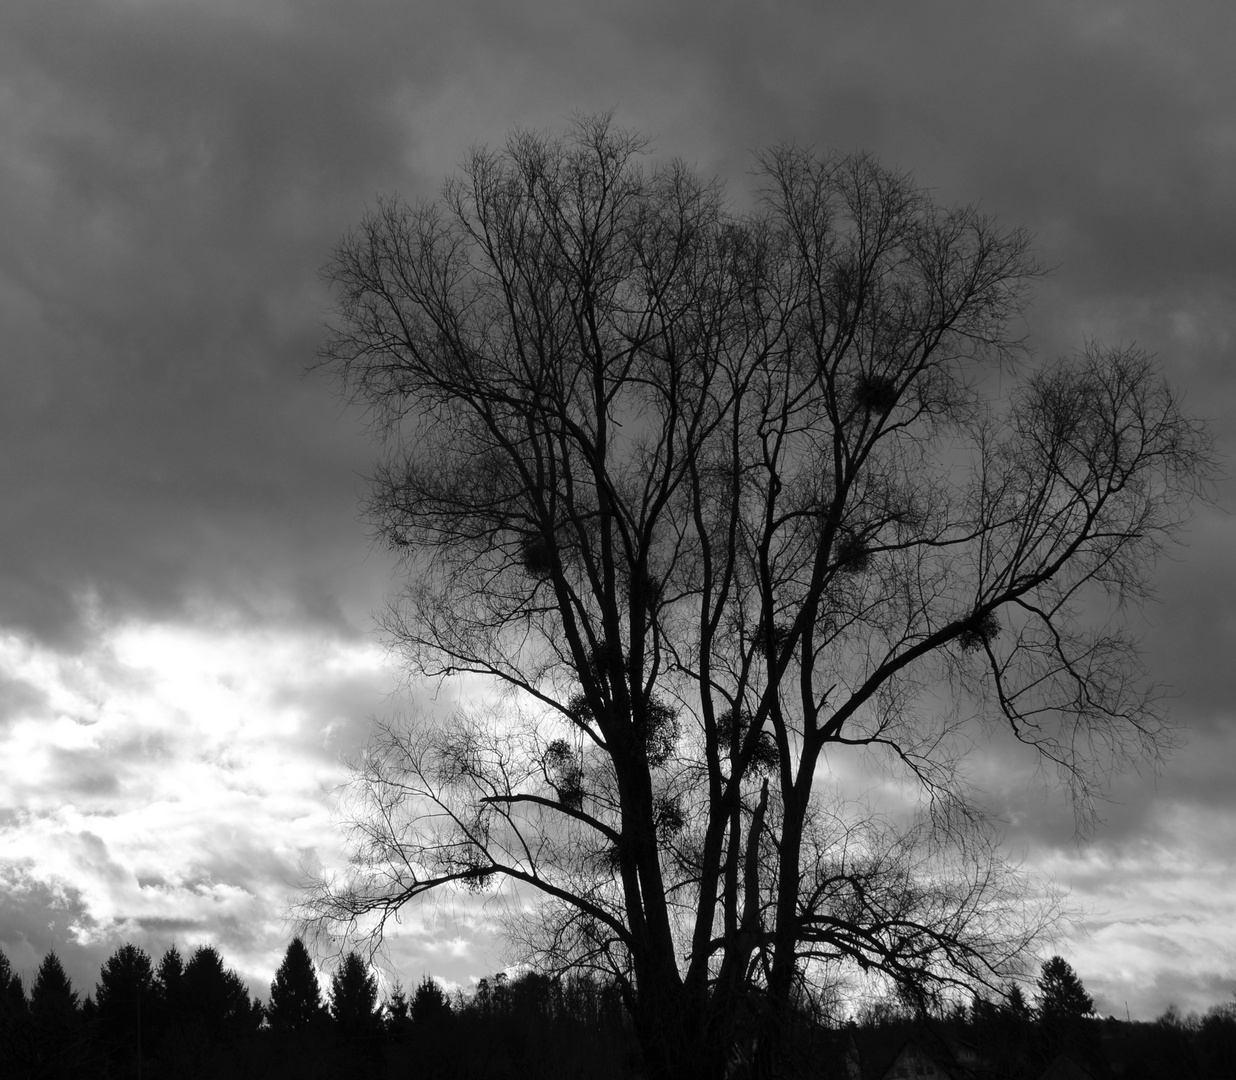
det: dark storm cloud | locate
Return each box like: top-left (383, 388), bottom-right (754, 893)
top-left (594, 0), bottom-right (1236, 384)
top-left (0, 0), bottom-right (431, 649)
top-left (1140, 512), bottom-right (1236, 728)
top-left (3, 0), bottom-right (1229, 654)
top-left (1021, 709), bottom-right (1229, 876)
top-left (0, 862), bottom-right (99, 981)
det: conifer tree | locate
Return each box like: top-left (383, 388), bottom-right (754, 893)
top-left (411, 974), bottom-right (451, 1024)
top-left (28, 951), bottom-right (82, 1075)
top-left (384, 981), bottom-right (410, 1036)
top-left (155, 945), bottom-right (184, 1010)
top-left (267, 937), bottom-right (326, 1032)
top-left (96, 943), bottom-right (155, 1061)
top-left (1037, 956), bottom-right (1094, 1022)
top-left (0, 946), bottom-right (25, 1015)
top-left (0, 947), bottom-right (28, 1071)
top-left (1038, 956), bottom-right (1097, 1066)
top-left (328, 952), bottom-right (380, 1038)
top-left (181, 945), bottom-right (263, 1037)
top-left (30, 951), bottom-right (78, 1030)
top-left (152, 944), bottom-right (185, 1045)
top-left (1007, 983), bottom-right (1031, 1019)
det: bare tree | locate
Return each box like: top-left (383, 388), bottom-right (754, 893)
top-left (306, 116), bottom-right (1211, 1079)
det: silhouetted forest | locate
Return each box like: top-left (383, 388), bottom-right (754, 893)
top-left (1, 940), bottom-right (1234, 1078)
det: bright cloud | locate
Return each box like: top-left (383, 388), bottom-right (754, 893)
top-left (0, 611), bottom-right (398, 994)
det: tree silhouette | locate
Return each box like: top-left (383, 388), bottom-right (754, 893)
top-left (154, 945), bottom-right (184, 1006)
top-left (384, 980), bottom-right (411, 1037)
top-left (1038, 956), bottom-right (1094, 1022)
top-left (410, 974), bottom-right (452, 1025)
top-left (151, 944), bottom-right (184, 1046)
top-left (95, 942), bottom-right (155, 1065)
top-left (29, 951), bottom-right (82, 1077)
top-left (1007, 983), bottom-right (1031, 1020)
top-left (267, 937), bottom-right (326, 1033)
top-left (1038, 955), bottom-right (1096, 1067)
top-left (0, 948), bottom-right (29, 1074)
top-left (1199, 999), bottom-right (1236, 1080)
top-left (0, 949), bottom-right (25, 1020)
top-left (29, 951), bottom-right (78, 1031)
top-left (328, 952), bottom-right (380, 1039)
top-left (180, 945), bottom-right (263, 1038)
top-left (309, 116), bottom-right (1213, 1079)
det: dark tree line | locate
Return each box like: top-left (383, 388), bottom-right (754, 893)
top-left (3, 940), bottom-right (1234, 1078)
top-left (0, 937), bottom-right (632, 1078)
top-left (860, 957), bottom-right (1236, 1080)
top-left (1, 941), bottom-right (263, 1078)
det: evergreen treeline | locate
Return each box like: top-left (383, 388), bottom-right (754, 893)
top-left (0, 938), bottom-right (636, 1079)
top-left (825, 957), bottom-right (1236, 1080)
top-left (1, 942), bottom-right (1235, 1079)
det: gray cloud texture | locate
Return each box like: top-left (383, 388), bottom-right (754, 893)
top-left (0, 0), bottom-right (1232, 1016)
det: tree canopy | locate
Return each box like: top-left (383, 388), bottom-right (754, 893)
top-left (180, 945), bottom-right (263, 1038)
top-left (0, 947), bottom-right (25, 1019)
top-left (95, 943), bottom-right (155, 1061)
top-left (267, 937), bottom-right (326, 1033)
top-left (328, 952), bottom-right (381, 1038)
top-left (308, 116), bottom-right (1211, 1079)
top-left (411, 974), bottom-right (452, 1025)
top-left (29, 951), bottom-right (78, 1032)
top-left (1038, 956), bottom-right (1095, 1022)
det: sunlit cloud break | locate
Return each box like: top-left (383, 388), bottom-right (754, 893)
top-left (0, 609), bottom-right (389, 991)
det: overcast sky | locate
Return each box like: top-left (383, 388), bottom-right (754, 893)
top-left (1, 0), bottom-right (1233, 1019)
